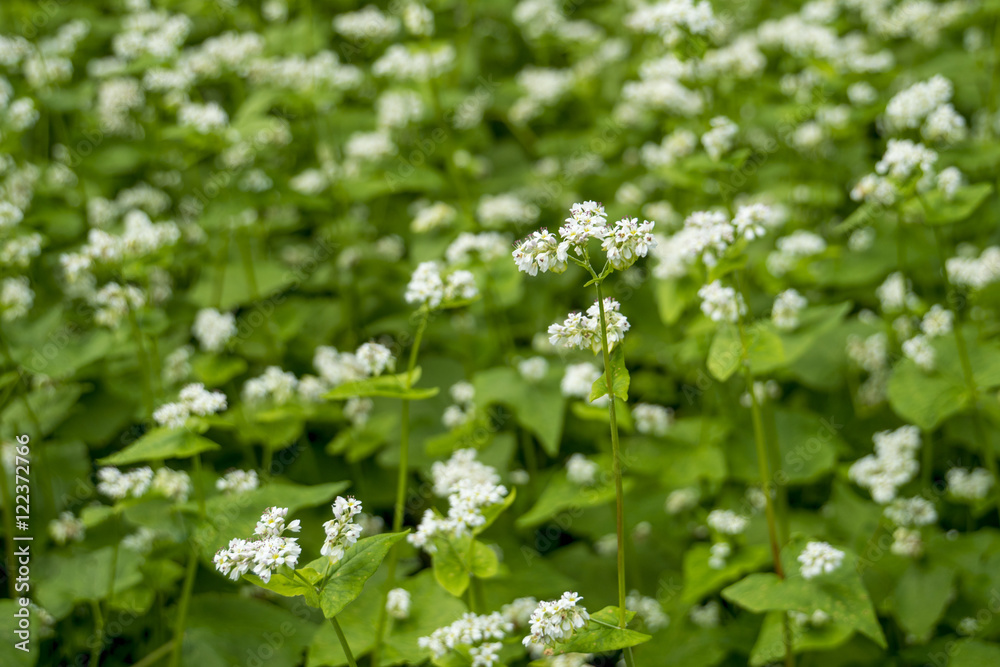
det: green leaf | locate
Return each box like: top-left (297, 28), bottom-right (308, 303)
top-left (948, 640), bottom-right (1000, 666)
top-left (319, 532), bottom-right (407, 619)
top-left (474, 367), bottom-right (565, 456)
top-left (97, 428), bottom-right (220, 465)
top-left (192, 354), bottom-right (248, 387)
top-left (589, 344), bottom-right (630, 402)
top-left (516, 469), bottom-right (633, 528)
top-left (915, 183), bottom-right (993, 225)
top-left (887, 358), bottom-right (968, 430)
top-left (707, 323), bottom-right (742, 382)
top-left (682, 543), bottom-right (771, 604)
top-left (433, 536), bottom-right (472, 597)
top-left (892, 562), bottom-right (954, 640)
top-left (0, 600), bottom-right (38, 667)
top-left (555, 606), bottom-right (651, 654)
top-left (324, 368), bottom-right (439, 400)
top-left (474, 486), bottom-right (517, 535)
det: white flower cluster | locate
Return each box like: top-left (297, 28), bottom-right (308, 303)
top-left (547, 298), bottom-right (631, 353)
top-left (849, 425), bottom-right (921, 503)
top-left (883, 496), bottom-right (937, 527)
top-left (707, 509), bottom-right (748, 535)
top-left (477, 193), bottom-right (540, 228)
top-left (891, 527), bottom-right (924, 558)
top-left (242, 366), bottom-right (300, 406)
top-left (885, 75), bottom-right (966, 142)
top-left (409, 449), bottom-right (509, 552)
top-left (797, 541), bottom-right (845, 579)
top-left (772, 289), bottom-right (808, 330)
top-left (946, 467), bottom-right (995, 501)
top-left (153, 383), bottom-right (227, 428)
top-left (313, 341), bottom-right (396, 391)
top-left (404, 261), bottom-right (478, 308)
top-left (946, 246), bottom-right (1000, 290)
top-left (386, 588), bottom-right (411, 620)
top-left (518, 356), bottom-right (549, 383)
top-left (633, 403), bottom-right (674, 436)
top-left (322, 496), bottom-right (363, 562)
top-left (442, 381), bottom-right (476, 429)
top-left (216, 469), bottom-right (259, 495)
top-left (560, 363), bottom-right (606, 406)
top-left (418, 612), bottom-right (513, 659)
top-left (665, 487), bottom-right (699, 514)
top-left (566, 453), bottom-right (598, 486)
top-left (625, 0), bottom-right (716, 46)
top-left (767, 230), bottom-right (828, 276)
top-left (0, 277), bottom-right (33, 322)
top-left (789, 609), bottom-right (830, 629)
top-left (97, 466), bottom-right (153, 500)
top-left (192, 308), bottom-right (237, 352)
top-left (411, 201), bottom-right (457, 232)
top-left (626, 590), bottom-right (670, 631)
top-left (48, 511), bottom-right (85, 545)
top-left (921, 305), bottom-right (953, 337)
top-left (698, 281), bottom-right (746, 323)
top-left (522, 592), bottom-right (590, 647)
top-left (332, 5), bottom-right (400, 43)
top-left (708, 541), bottom-right (731, 570)
top-left (689, 600), bottom-right (721, 629)
top-left (902, 334), bottom-right (935, 371)
top-left (676, 205), bottom-right (776, 268)
top-left (513, 202), bottom-right (656, 276)
top-left (702, 116), bottom-right (739, 161)
top-left (445, 232), bottom-right (511, 266)
top-left (89, 282), bottom-right (146, 328)
top-left (372, 43), bottom-right (455, 81)
top-left (213, 506), bottom-right (302, 583)
top-left (151, 467), bottom-right (192, 502)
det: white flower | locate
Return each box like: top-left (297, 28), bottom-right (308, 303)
top-left (97, 466), bottom-right (153, 500)
top-left (708, 542), bottom-right (731, 570)
top-left (192, 308), bottom-right (236, 352)
top-left (707, 509), bottom-right (748, 535)
top-left (561, 363), bottom-right (605, 404)
top-left (217, 469), bottom-right (259, 494)
top-left (884, 497), bottom-right (937, 527)
top-left (178, 101), bottom-right (228, 134)
top-left (946, 246), bottom-right (1000, 290)
top-left (698, 281), bottom-right (746, 323)
top-left (242, 367), bottom-right (299, 406)
top-left (0, 277), bottom-right (33, 322)
top-left (513, 229), bottom-right (567, 277)
top-left (322, 496), bottom-right (364, 562)
top-left (633, 403), bottom-right (673, 436)
top-left (151, 467), bottom-right (191, 502)
top-left (626, 590), bottom-right (670, 631)
top-left (772, 289), bottom-right (808, 330)
top-left (875, 139), bottom-right (937, 181)
top-left (701, 116), bottom-right (738, 161)
top-left (450, 381), bottom-right (475, 406)
top-left (521, 592), bottom-right (590, 647)
top-left (418, 612), bottom-right (512, 658)
top-left (876, 272), bottom-right (910, 313)
top-left (214, 506), bottom-right (302, 583)
top-left (921, 305), bottom-right (953, 337)
top-left (548, 299), bottom-right (630, 353)
top-left (355, 342), bottom-right (395, 376)
top-left (665, 487), bottom-right (699, 514)
top-left (602, 217), bottom-right (657, 270)
top-left (890, 527), bottom-right (923, 558)
top-left (797, 541), bottom-right (845, 579)
top-left (902, 334), bottom-right (935, 371)
top-left (946, 467), bottom-right (994, 501)
top-left (518, 356), bottom-right (549, 383)
top-left (885, 75), bottom-right (953, 131)
top-left (566, 454), bottom-right (598, 486)
top-left (936, 167), bottom-right (964, 200)
top-left (689, 600), bottom-right (720, 628)
top-left (849, 425), bottom-right (921, 503)
top-left (386, 588), bottom-right (411, 620)
top-left (48, 511), bottom-right (85, 545)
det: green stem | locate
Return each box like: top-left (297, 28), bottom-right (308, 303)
top-left (372, 311), bottom-right (429, 666)
top-left (191, 453), bottom-right (206, 519)
top-left (131, 641), bottom-right (175, 667)
top-left (330, 617), bottom-right (358, 667)
top-left (168, 551), bottom-right (198, 667)
top-left (594, 284), bottom-right (630, 640)
top-left (126, 306), bottom-right (154, 418)
top-left (90, 600), bottom-right (105, 667)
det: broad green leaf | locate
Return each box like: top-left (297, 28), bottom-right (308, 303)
top-left (516, 470), bottom-right (634, 529)
top-left (192, 354), bottom-right (248, 386)
top-left (474, 487), bottom-right (517, 535)
top-left (948, 640), bottom-right (1000, 666)
top-left (589, 344), bottom-right (630, 403)
top-left (913, 183), bottom-right (993, 225)
top-left (682, 543), bottom-right (771, 604)
top-left (555, 606), bottom-right (651, 654)
top-left (97, 427), bottom-right (220, 465)
top-left (324, 368), bottom-right (439, 400)
top-left (707, 323), bottom-right (741, 382)
top-left (319, 531), bottom-right (408, 619)
top-left (474, 367), bottom-right (565, 456)
top-left (748, 609), bottom-right (854, 667)
top-left (887, 358), bottom-right (968, 430)
top-left (892, 562), bottom-right (954, 640)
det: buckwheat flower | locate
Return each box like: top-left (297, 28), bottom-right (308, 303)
top-left (151, 467), bottom-right (191, 502)
top-left (48, 511), bottom-right (85, 545)
top-left (701, 116), bottom-right (738, 161)
top-left (192, 308), bottom-right (236, 352)
top-left (848, 81), bottom-right (878, 105)
top-left (256, 506), bottom-right (302, 538)
top-left (332, 5), bottom-right (400, 42)
top-left (565, 454), bottom-right (598, 486)
top-left (386, 588), bottom-right (411, 620)
top-left (445, 232), bottom-right (511, 266)
top-left (376, 89), bottom-right (424, 129)
top-left (957, 617), bottom-right (980, 636)
top-left (884, 496), bottom-right (937, 527)
top-left (850, 173), bottom-right (898, 206)
top-left (322, 496), bottom-right (363, 562)
top-left (513, 229), bottom-right (567, 277)
top-left (419, 612), bottom-right (513, 658)
top-left (772, 289), bottom-right (808, 330)
top-left (936, 167), bottom-right (964, 200)
top-left (122, 527), bottom-right (158, 554)
top-left (875, 139), bottom-right (937, 181)
top-left (403, 2), bottom-right (434, 35)
top-left (877, 272), bottom-right (909, 313)
top-left (902, 334), bottom-right (935, 371)
top-left (450, 381), bottom-right (475, 406)
top-left (355, 342), bottom-right (395, 377)
top-left (7, 98), bottom-right (39, 131)
top-left (444, 269), bottom-right (479, 302)
top-left (97, 466), bottom-right (153, 500)
top-left (344, 397), bottom-right (374, 427)
top-left (633, 403), bottom-right (673, 437)
top-left (518, 356), bottom-right (549, 383)
top-left (372, 43), bottom-right (456, 82)
top-left (665, 487), bottom-right (699, 514)
top-left (698, 281), bottom-right (746, 323)
top-left (180, 382), bottom-right (227, 415)
top-left (922, 103), bottom-right (967, 144)
top-left (0, 277), bottom-right (33, 322)
top-left (946, 246), bottom-right (1000, 289)
top-left (798, 541), bottom-right (845, 579)
top-left (708, 542), bottom-right (731, 570)
top-left (707, 509), bottom-right (748, 535)
top-left (478, 193), bottom-right (540, 228)
top-left (1, 233), bottom-right (43, 269)
top-left (522, 592), bottom-right (590, 647)
top-left (846, 332), bottom-right (889, 373)
top-left (469, 641), bottom-right (502, 667)
top-left (946, 467), bottom-right (994, 501)
top-left (849, 426), bottom-right (921, 503)
top-left (890, 528), bottom-right (923, 558)
top-left (217, 469), bottom-right (259, 494)
top-left (411, 201), bottom-right (456, 232)
top-left (689, 600), bottom-right (720, 629)
top-left (921, 305), bottom-right (953, 337)
top-left (243, 367), bottom-right (299, 406)
top-left (405, 261), bottom-right (446, 308)
top-left (561, 363), bottom-right (604, 403)
top-left (178, 101), bottom-right (228, 134)
top-left (732, 203), bottom-right (773, 241)
top-left (602, 217), bottom-right (657, 270)
top-left (0, 201), bottom-right (22, 230)
top-left (548, 299), bottom-right (630, 353)
top-left (626, 591), bottom-right (669, 631)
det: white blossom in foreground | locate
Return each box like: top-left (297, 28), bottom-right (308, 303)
top-left (547, 298), bottom-right (630, 353)
top-left (798, 541), bottom-right (845, 579)
top-left (849, 425), bottom-right (921, 503)
top-left (214, 506), bottom-right (302, 584)
top-left (192, 308), bottom-right (236, 352)
top-left (386, 588), bottom-right (411, 620)
top-left (698, 281), bottom-right (746, 323)
top-left (772, 289), bottom-right (808, 330)
top-left (946, 467), bottom-right (995, 501)
top-left (522, 592), bottom-right (590, 647)
top-left (153, 383), bottom-right (227, 428)
top-left (322, 496), bottom-right (363, 562)
top-left (418, 612), bottom-right (512, 658)
top-left (216, 469), bottom-right (259, 494)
